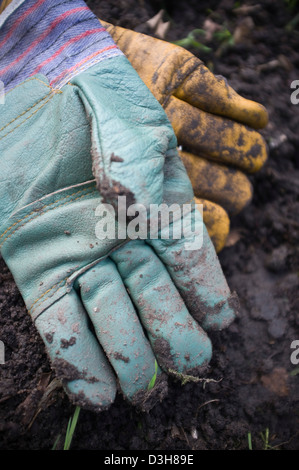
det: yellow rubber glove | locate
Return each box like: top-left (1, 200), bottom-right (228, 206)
top-left (1, 0), bottom-right (266, 253)
top-left (0, 0), bottom-right (10, 13)
top-left (101, 21), bottom-right (268, 252)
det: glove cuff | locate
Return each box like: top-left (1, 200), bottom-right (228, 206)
top-left (0, 0), bottom-right (122, 91)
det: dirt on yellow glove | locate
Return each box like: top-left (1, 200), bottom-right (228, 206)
top-left (101, 21), bottom-right (268, 251)
top-left (195, 198), bottom-right (230, 253)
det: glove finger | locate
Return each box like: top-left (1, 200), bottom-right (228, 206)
top-left (179, 150), bottom-right (253, 215)
top-left (198, 198), bottom-right (230, 253)
top-left (110, 240), bottom-right (212, 378)
top-left (76, 258), bottom-right (168, 410)
top-left (148, 207), bottom-right (239, 332)
top-left (34, 292), bottom-right (117, 412)
top-left (174, 62), bottom-right (268, 130)
top-left (165, 95), bottom-right (268, 173)
top-left (101, 21), bottom-right (268, 130)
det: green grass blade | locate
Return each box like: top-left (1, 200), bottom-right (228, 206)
top-left (147, 360), bottom-right (158, 391)
top-left (63, 406), bottom-right (81, 450)
top-left (52, 434), bottom-right (61, 450)
top-left (290, 366), bottom-right (299, 376)
top-left (248, 432), bottom-right (253, 450)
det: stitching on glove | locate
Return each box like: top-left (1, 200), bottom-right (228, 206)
top-left (0, 93), bottom-right (58, 141)
top-left (0, 93), bottom-right (51, 133)
top-left (28, 238), bottom-right (130, 319)
top-left (0, 186), bottom-right (96, 247)
top-left (51, 44), bottom-right (119, 89)
top-left (4, 76), bottom-right (57, 96)
top-left (28, 273), bottom-right (75, 318)
top-left (0, 77), bottom-right (61, 140)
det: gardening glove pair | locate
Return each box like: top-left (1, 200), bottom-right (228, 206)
top-left (0, 0), bottom-right (238, 412)
top-left (101, 21), bottom-right (269, 252)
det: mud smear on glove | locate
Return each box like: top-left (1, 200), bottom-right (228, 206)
top-left (172, 249), bottom-right (239, 329)
top-left (52, 358), bottom-right (112, 412)
top-left (180, 151), bottom-right (253, 216)
top-left (130, 372), bottom-right (168, 413)
top-left (154, 337), bottom-right (210, 380)
top-left (52, 358), bottom-right (100, 384)
top-left (110, 152), bottom-right (124, 163)
top-left (98, 175), bottom-right (136, 209)
top-left (179, 282), bottom-right (239, 329)
top-left (92, 149), bottom-right (136, 213)
top-left (166, 100), bottom-right (266, 173)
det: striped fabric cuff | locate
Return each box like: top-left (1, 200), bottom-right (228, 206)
top-left (0, 0), bottom-right (122, 91)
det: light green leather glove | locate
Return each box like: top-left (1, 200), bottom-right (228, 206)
top-left (0, 0), bottom-right (238, 412)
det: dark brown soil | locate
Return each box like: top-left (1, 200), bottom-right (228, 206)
top-left (0, 0), bottom-right (298, 451)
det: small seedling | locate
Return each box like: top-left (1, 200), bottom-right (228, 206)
top-left (213, 27), bottom-right (235, 49)
top-left (52, 405), bottom-right (81, 450)
top-left (64, 405), bottom-right (81, 450)
top-left (290, 367), bottom-right (299, 376)
top-left (260, 428), bottom-right (272, 450)
top-left (147, 360), bottom-right (158, 391)
top-left (172, 29), bottom-right (212, 53)
top-left (248, 432), bottom-right (253, 450)
top-left (286, 12), bottom-right (299, 31)
top-left (248, 428), bottom-right (277, 450)
top-left (284, 0), bottom-right (298, 12)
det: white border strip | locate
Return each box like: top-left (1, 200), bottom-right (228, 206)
top-left (0, 0), bottom-right (26, 29)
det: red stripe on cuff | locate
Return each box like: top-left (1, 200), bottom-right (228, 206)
top-left (49, 44), bottom-right (119, 87)
top-left (32, 27), bottom-right (106, 75)
top-left (0, 0), bottom-right (46, 49)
